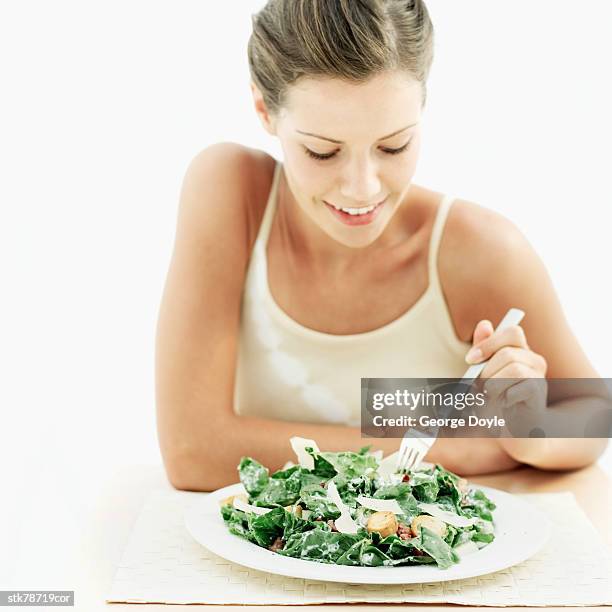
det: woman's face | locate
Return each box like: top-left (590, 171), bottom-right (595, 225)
top-left (271, 71), bottom-right (423, 249)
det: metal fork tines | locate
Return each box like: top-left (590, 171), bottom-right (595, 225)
top-left (395, 429), bottom-right (436, 474)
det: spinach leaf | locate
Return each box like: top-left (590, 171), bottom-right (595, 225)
top-left (373, 483), bottom-right (412, 499)
top-left (320, 451), bottom-right (378, 479)
top-left (472, 530), bottom-right (495, 544)
top-left (335, 539), bottom-right (364, 566)
top-left (247, 507), bottom-right (312, 548)
top-left (435, 465), bottom-right (462, 509)
top-left (335, 475), bottom-right (374, 507)
top-left (471, 520), bottom-right (495, 544)
top-left (247, 507), bottom-right (286, 547)
top-left (252, 467), bottom-right (316, 507)
top-left (270, 465), bottom-right (319, 484)
top-left (270, 465), bottom-right (301, 479)
top-left (374, 483), bottom-right (419, 519)
top-left (299, 484), bottom-right (341, 520)
top-left (357, 542), bottom-right (392, 566)
top-left (252, 478), bottom-right (298, 507)
top-left (435, 495), bottom-right (460, 514)
top-left (416, 526), bottom-right (459, 569)
top-left (410, 471), bottom-right (440, 503)
top-left (220, 505), bottom-right (255, 542)
top-left (238, 457), bottom-right (269, 497)
top-left (304, 448), bottom-right (337, 479)
top-left (443, 523), bottom-right (459, 546)
top-left (463, 489), bottom-right (496, 522)
top-left (378, 534), bottom-right (421, 560)
top-left (280, 529), bottom-right (362, 564)
top-left (281, 509), bottom-right (313, 541)
top-left (306, 448), bottom-right (378, 480)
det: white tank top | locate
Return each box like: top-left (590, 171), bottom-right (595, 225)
top-left (233, 161), bottom-right (471, 427)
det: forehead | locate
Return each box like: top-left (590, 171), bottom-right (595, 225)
top-left (280, 71), bottom-right (422, 138)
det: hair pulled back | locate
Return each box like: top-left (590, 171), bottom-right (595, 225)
top-left (248, 0), bottom-right (434, 115)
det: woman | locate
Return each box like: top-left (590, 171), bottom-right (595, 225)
top-left (155, 0), bottom-right (606, 490)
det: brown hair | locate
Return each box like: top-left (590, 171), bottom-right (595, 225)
top-left (247, 0), bottom-right (434, 116)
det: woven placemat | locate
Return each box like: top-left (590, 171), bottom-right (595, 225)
top-left (106, 489), bottom-right (612, 606)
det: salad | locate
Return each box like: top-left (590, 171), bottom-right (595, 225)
top-left (220, 437), bottom-right (496, 569)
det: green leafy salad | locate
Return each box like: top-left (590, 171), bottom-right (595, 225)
top-left (219, 437), bottom-right (496, 569)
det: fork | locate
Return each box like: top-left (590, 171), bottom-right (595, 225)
top-left (395, 308), bottom-right (525, 475)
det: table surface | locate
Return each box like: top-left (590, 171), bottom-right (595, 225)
top-left (83, 462), bottom-right (612, 611)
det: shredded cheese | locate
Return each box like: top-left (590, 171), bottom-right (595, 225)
top-left (233, 498), bottom-right (272, 516)
top-left (290, 436), bottom-right (320, 470)
top-left (417, 502), bottom-right (479, 527)
top-left (326, 481), bottom-right (359, 534)
top-left (356, 495), bottom-right (403, 515)
top-left (376, 451), bottom-right (399, 479)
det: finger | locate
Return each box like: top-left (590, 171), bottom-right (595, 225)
top-left (480, 377), bottom-right (518, 412)
top-left (472, 319), bottom-right (494, 345)
top-left (483, 372), bottom-right (537, 420)
top-left (465, 325), bottom-right (528, 364)
top-left (504, 378), bottom-right (547, 408)
top-left (488, 361), bottom-right (540, 380)
top-left (480, 347), bottom-right (545, 379)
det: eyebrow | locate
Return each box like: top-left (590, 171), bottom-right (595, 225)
top-left (295, 123), bottom-right (418, 144)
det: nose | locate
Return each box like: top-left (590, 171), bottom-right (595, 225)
top-left (339, 155), bottom-right (382, 204)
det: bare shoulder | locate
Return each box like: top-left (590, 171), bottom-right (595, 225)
top-left (437, 195), bottom-right (598, 377)
top-left (438, 197), bottom-right (545, 343)
top-left (180, 142), bottom-right (276, 251)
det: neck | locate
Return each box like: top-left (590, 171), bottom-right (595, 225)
top-left (275, 171), bottom-right (425, 276)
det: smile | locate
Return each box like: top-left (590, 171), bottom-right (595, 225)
top-left (324, 198), bottom-right (387, 226)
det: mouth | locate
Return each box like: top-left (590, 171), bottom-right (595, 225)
top-left (324, 198), bottom-right (387, 226)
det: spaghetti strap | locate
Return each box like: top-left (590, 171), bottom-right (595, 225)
top-left (427, 194), bottom-right (455, 292)
top-left (256, 160), bottom-right (282, 247)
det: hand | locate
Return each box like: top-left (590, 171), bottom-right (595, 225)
top-left (465, 319), bottom-right (548, 420)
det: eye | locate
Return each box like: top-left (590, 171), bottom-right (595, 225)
top-left (303, 147), bottom-right (338, 161)
top-left (302, 138), bottom-right (413, 162)
top-left (380, 140), bottom-right (413, 155)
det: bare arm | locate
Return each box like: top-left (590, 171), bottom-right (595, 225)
top-left (162, 413), bottom-right (517, 491)
top-left (443, 201), bottom-right (609, 471)
top-left (155, 146), bottom-right (520, 491)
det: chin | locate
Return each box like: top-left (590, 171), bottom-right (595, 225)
top-left (329, 227), bottom-right (385, 249)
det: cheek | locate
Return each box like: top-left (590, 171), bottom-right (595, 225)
top-left (284, 147), bottom-right (334, 199)
top-left (380, 152), bottom-right (419, 195)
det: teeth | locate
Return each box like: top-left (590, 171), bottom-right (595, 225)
top-left (339, 204), bottom-right (377, 216)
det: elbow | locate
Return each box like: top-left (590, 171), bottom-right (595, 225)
top-left (160, 441), bottom-right (211, 491)
top-left (527, 438), bottom-right (609, 472)
top-left (165, 464), bottom-right (203, 492)
top-left (161, 442), bottom-right (237, 492)
top-left (568, 437), bottom-right (609, 471)
top-left (163, 452), bottom-right (217, 492)
top-left (165, 462), bottom-right (217, 492)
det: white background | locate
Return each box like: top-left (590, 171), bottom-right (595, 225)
top-left (1, 0), bottom-right (611, 590)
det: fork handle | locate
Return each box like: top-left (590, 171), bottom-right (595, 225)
top-left (461, 308), bottom-right (525, 382)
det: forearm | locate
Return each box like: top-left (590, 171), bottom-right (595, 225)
top-left (163, 411), bottom-right (520, 490)
top-left (498, 396), bottom-right (610, 470)
top-left (165, 412), bottom-right (397, 490)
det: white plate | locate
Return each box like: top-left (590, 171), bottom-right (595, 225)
top-left (184, 483), bottom-right (551, 585)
